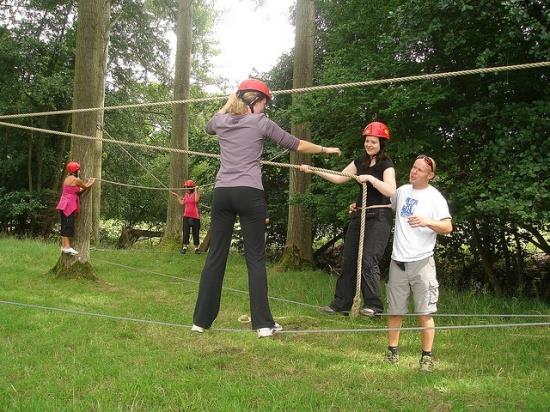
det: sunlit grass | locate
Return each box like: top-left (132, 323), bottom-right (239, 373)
top-left (0, 237), bottom-right (548, 410)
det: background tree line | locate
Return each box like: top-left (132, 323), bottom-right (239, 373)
top-left (0, 0), bottom-right (548, 296)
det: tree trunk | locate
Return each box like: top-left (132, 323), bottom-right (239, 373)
top-left (50, 0), bottom-right (107, 280)
top-left (0, 129), bottom-right (7, 187)
top-left (281, 0), bottom-right (315, 268)
top-left (512, 227), bottom-right (525, 296)
top-left (36, 134), bottom-right (45, 191)
top-left (91, 0), bottom-right (111, 245)
top-left (27, 134), bottom-right (33, 192)
top-left (520, 224), bottom-right (550, 255)
top-left (199, 228), bottom-right (211, 253)
top-left (470, 220), bottom-right (502, 295)
top-left (164, 0), bottom-right (193, 243)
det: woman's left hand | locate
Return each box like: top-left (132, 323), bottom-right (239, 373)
top-left (357, 174), bottom-right (373, 184)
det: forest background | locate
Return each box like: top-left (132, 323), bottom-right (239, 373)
top-left (0, 0), bottom-right (548, 298)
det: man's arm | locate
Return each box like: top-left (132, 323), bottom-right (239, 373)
top-left (407, 216), bottom-right (452, 234)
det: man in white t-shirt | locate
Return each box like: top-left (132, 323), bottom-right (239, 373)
top-left (385, 155), bottom-right (452, 372)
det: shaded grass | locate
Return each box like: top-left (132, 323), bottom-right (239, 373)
top-left (0, 237), bottom-right (549, 411)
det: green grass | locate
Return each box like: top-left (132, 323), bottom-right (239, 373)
top-left (0, 237), bottom-right (549, 411)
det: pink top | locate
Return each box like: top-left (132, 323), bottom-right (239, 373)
top-left (183, 192), bottom-right (200, 219)
top-left (56, 185), bottom-right (80, 216)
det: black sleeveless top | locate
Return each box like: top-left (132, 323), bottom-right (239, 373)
top-left (353, 157), bottom-right (394, 207)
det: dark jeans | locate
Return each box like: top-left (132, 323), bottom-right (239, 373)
top-left (193, 187), bottom-right (274, 330)
top-left (331, 207), bottom-right (392, 312)
top-left (182, 217), bottom-right (200, 246)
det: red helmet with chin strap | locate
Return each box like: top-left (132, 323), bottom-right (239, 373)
top-left (66, 161), bottom-right (80, 174)
top-left (362, 121), bottom-right (390, 140)
top-left (237, 79), bottom-right (272, 103)
top-left (183, 179), bottom-right (195, 188)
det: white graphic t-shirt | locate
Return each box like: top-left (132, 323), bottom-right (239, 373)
top-left (391, 184), bottom-right (451, 262)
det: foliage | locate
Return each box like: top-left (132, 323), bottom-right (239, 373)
top-left (0, 188), bottom-right (57, 236)
top-left (259, 0), bottom-right (549, 295)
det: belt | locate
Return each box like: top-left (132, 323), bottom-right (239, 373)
top-left (393, 260), bottom-right (406, 271)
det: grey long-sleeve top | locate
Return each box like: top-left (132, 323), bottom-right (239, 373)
top-left (206, 113), bottom-right (300, 190)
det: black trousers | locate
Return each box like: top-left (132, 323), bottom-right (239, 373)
top-left (331, 208), bottom-right (392, 312)
top-left (193, 187), bottom-right (274, 330)
top-left (182, 217), bottom-right (200, 246)
top-left (59, 212), bottom-right (75, 237)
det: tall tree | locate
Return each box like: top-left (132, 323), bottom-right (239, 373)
top-left (51, 0), bottom-right (107, 278)
top-left (91, 0), bottom-right (111, 244)
top-left (281, 0), bottom-right (315, 267)
top-left (164, 0), bottom-right (193, 243)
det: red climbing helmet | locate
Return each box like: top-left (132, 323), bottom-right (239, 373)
top-left (362, 121), bottom-right (390, 140)
top-left (66, 161), bottom-right (80, 174)
top-left (237, 79), bottom-right (272, 102)
top-left (183, 179), bottom-right (195, 187)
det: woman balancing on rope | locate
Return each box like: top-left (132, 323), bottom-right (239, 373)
top-left (300, 121), bottom-right (396, 316)
top-left (192, 79), bottom-right (341, 338)
top-left (171, 179), bottom-right (201, 254)
top-left (55, 161), bottom-right (96, 256)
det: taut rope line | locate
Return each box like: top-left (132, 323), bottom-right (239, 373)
top-left (0, 120), bottom-right (359, 181)
top-left (0, 61), bottom-right (548, 120)
top-left (94, 256), bottom-right (550, 318)
top-left (1, 299), bottom-right (549, 334)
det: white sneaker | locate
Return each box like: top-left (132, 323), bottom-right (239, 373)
top-left (257, 322), bottom-right (283, 338)
top-left (191, 324), bottom-right (204, 333)
top-left (62, 247), bottom-right (79, 256)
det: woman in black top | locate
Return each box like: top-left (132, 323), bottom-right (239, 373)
top-left (300, 121), bottom-right (396, 315)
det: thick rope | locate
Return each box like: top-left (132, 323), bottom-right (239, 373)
top-left (0, 61), bottom-right (548, 120)
top-left (101, 126), bottom-right (169, 190)
top-left (351, 184), bottom-right (368, 317)
top-left (1, 299), bottom-right (549, 334)
top-left (0, 120), bottom-right (358, 181)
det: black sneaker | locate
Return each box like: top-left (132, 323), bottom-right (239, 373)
top-left (322, 305), bottom-right (337, 315)
top-left (384, 349), bottom-right (399, 365)
top-left (194, 248), bottom-right (201, 255)
top-left (180, 247), bottom-right (187, 255)
top-left (419, 354), bottom-right (434, 372)
top-left (321, 305), bottom-right (349, 316)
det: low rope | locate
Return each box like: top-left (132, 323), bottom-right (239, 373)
top-left (93, 256), bottom-right (550, 318)
top-left (0, 61), bottom-right (548, 120)
top-left (1, 299), bottom-right (548, 334)
top-left (94, 258), bottom-right (321, 309)
top-left (351, 183), bottom-right (368, 317)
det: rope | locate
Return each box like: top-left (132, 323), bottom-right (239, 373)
top-left (351, 183), bottom-right (368, 317)
top-left (94, 258), bottom-right (321, 309)
top-left (101, 126), bottom-right (169, 190)
top-left (92, 256), bottom-right (550, 318)
top-left (99, 178), bottom-right (181, 191)
top-left (0, 61), bottom-right (548, 120)
top-left (1, 299), bottom-right (548, 334)
top-left (0, 120), bottom-right (358, 181)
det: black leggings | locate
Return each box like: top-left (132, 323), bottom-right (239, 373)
top-left (193, 187), bottom-right (273, 330)
top-left (182, 217), bottom-right (200, 246)
top-left (331, 208), bottom-right (392, 312)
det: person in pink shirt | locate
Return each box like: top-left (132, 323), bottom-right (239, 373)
top-left (171, 179), bottom-right (201, 254)
top-left (55, 161), bottom-right (95, 256)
